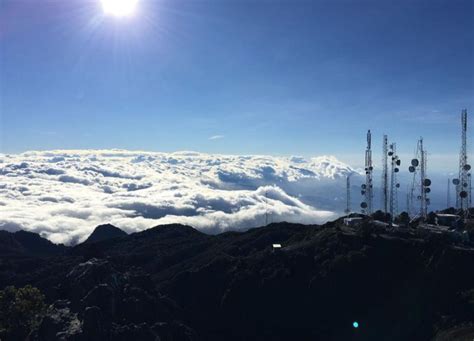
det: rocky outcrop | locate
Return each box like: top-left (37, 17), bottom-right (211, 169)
top-left (33, 300), bottom-right (82, 341)
top-left (33, 258), bottom-right (196, 340)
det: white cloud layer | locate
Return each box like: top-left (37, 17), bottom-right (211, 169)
top-left (0, 150), bottom-right (358, 245)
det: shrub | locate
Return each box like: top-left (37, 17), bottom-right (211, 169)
top-left (0, 285), bottom-right (46, 340)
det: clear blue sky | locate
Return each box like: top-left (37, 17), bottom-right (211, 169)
top-left (0, 0), bottom-right (473, 169)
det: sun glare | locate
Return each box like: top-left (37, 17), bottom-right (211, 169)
top-left (101, 0), bottom-right (139, 17)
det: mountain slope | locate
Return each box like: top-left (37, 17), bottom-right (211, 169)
top-left (1, 220), bottom-right (474, 340)
top-left (0, 230), bottom-right (66, 257)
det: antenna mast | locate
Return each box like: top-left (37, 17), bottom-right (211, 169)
top-left (389, 143), bottom-right (400, 225)
top-left (265, 189), bottom-right (268, 226)
top-left (345, 175), bottom-right (351, 214)
top-left (419, 139), bottom-right (430, 218)
top-left (361, 130), bottom-right (373, 214)
top-left (408, 138), bottom-right (431, 219)
top-left (447, 178), bottom-right (451, 208)
top-left (382, 134), bottom-right (389, 214)
top-left (455, 109), bottom-right (470, 213)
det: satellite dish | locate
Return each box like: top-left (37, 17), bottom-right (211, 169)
top-left (388, 151), bottom-right (393, 156)
top-left (409, 166), bottom-right (415, 173)
top-left (361, 184), bottom-right (366, 189)
top-left (464, 183), bottom-right (469, 187)
top-left (394, 168), bottom-right (399, 173)
top-left (396, 160), bottom-right (401, 166)
top-left (361, 202), bottom-right (368, 209)
top-left (464, 164), bottom-right (471, 171)
top-left (453, 179), bottom-right (460, 185)
top-left (460, 191), bottom-right (468, 198)
top-left (411, 159), bottom-right (419, 167)
top-left (361, 190), bottom-right (365, 195)
top-left (425, 187), bottom-right (431, 193)
top-left (423, 179), bottom-right (431, 186)
top-left (396, 183), bottom-right (400, 188)
top-left (369, 166), bottom-right (373, 171)
top-left (417, 195), bottom-right (422, 200)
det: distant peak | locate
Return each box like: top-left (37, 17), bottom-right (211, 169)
top-left (83, 224), bottom-right (127, 244)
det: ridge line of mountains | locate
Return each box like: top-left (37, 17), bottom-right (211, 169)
top-left (1, 217), bottom-right (474, 340)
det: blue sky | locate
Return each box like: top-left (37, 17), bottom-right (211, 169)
top-left (0, 0), bottom-right (473, 170)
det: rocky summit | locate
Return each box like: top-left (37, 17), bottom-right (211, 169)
top-left (1, 218), bottom-right (474, 340)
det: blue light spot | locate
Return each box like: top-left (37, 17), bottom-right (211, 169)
top-left (353, 321), bottom-right (359, 328)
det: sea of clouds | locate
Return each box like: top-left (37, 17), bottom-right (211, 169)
top-left (0, 150), bottom-right (360, 244)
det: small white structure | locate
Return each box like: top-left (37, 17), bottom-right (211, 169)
top-left (435, 214), bottom-right (460, 228)
top-left (272, 244), bottom-right (282, 250)
top-left (344, 217), bottom-right (363, 227)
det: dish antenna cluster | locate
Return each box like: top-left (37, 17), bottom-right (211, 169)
top-left (360, 130), bottom-right (373, 214)
top-left (453, 109), bottom-right (471, 212)
top-left (408, 138), bottom-right (430, 218)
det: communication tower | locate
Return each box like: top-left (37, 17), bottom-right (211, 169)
top-left (382, 135), bottom-right (389, 214)
top-left (453, 109), bottom-right (470, 213)
top-left (447, 178), bottom-right (451, 208)
top-left (345, 175), bottom-right (351, 214)
top-left (361, 130), bottom-right (373, 214)
top-left (408, 138), bottom-right (431, 219)
top-left (388, 143), bottom-right (400, 224)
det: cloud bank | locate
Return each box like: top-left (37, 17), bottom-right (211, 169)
top-left (0, 150), bottom-right (359, 244)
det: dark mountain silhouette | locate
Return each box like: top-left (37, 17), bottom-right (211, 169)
top-left (1, 219), bottom-right (474, 340)
top-left (0, 230), bottom-right (66, 257)
top-left (82, 224), bottom-right (127, 244)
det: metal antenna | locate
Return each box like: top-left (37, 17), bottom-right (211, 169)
top-left (407, 138), bottom-right (430, 219)
top-left (447, 178), bottom-right (451, 208)
top-left (406, 187), bottom-right (410, 214)
top-left (382, 134), bottom-right (389, 214)
top-left (456, 109), bottom-right (470, 213)
top-left (408, 169), bottom-right (416, 217)
top-left (419, 138), bottom-right (429, 218)
top-left (467, 173), bottom-right (472, 213)
top-left (361, 130), bottom-right (373, 214)
top-left (265, 189), bottom-right (268, 226)
top-left (389, 143), bottom-right (400, 225)
top-left (345, 175), bottom-right (351, 214)
top-left (469, 174), bottom-right (472, 209)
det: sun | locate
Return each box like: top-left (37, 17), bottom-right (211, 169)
top-left (101, 0), bottom-right (139, 17)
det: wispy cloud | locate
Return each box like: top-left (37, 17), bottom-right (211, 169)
top-left (209, 135), bottom-right (224, 140)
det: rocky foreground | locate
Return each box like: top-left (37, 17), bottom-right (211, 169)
top-left (1, 218), bottom-right (474, 340)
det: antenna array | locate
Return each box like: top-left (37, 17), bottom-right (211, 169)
top-left (359, 109), bottom-right (469, 220)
